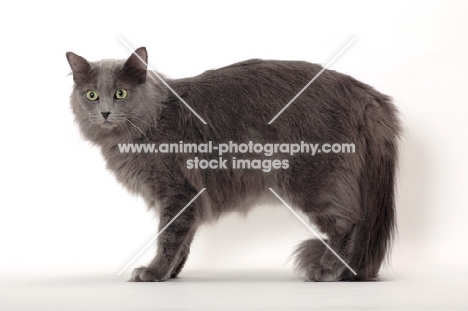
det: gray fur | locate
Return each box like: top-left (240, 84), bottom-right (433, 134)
top-left (66, 47), bottom-right (400, 282)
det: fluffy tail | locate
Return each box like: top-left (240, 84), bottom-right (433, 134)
top-left (294, 239), bottom-right (327, 276)
top-left (294, 94), bottom-right (400, 281)
top-left (342, 97), bottom-right (400, 281)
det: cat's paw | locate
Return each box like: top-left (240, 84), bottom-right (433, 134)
top-left (130, 266), bottom-right (167, 282)
top-left (305, 265), bottom-right (341, 282)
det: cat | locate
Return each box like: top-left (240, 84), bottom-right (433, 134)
top-left (66, 47), bottom-right (400, 282)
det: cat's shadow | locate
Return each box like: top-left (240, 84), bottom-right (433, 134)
top-left (394, 129), bottom-right (432, 262)
top-left (170, 271), bottom-right (399, 283)
top-left (171, 271), bottom-right (302, 283)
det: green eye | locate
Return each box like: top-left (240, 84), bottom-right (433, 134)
top-left (86, 91), bottom-right (99, 101)
top-left (115, 89), bottom-right (128, 99)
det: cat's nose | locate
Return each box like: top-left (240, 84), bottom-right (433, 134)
top-left (101, 111), bottom-right (111, 120)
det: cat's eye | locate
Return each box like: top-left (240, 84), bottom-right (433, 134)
top-left (86, 91), bottom-right (99, 101)
top-left (115, 89), bottom-right (128, 99)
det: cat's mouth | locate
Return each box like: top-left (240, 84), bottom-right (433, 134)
top-left (100, 120), bottom-right (119, 128)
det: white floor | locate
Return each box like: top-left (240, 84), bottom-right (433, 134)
top-left (1, 267), bottom-right (467, 310)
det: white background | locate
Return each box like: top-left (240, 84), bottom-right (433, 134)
top-left (1, 0), bottom-right (468, 309)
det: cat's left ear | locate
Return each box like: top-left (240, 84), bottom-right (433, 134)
top-left (122, 47), bottom-right (148, 84)
top-left (66, 52), bottom-right (91, 84)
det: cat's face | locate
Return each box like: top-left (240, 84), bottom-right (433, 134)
top-left (66, 48), bottom-right (154, 140)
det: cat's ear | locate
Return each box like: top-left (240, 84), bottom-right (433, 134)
top-left (66, 52), bottom-right (91, 85)
top-left (121, 47), bottom-right (148, 84)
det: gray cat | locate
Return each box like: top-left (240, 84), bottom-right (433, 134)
top-left (66, 47), bottom-right (400, 282)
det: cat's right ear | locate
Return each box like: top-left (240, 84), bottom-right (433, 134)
top-left (66, 52), bottom-right (91, 85)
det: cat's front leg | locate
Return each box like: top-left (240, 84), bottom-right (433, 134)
top-left (131, 194), bottom-right (199, 282)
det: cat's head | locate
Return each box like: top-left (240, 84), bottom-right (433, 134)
top-left (66, 48), bottom-right (164, 143)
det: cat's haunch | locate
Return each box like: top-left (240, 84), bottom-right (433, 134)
top-left (67, 48), bottom-right (400, 282)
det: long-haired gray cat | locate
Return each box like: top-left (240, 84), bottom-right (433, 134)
top-left (66, 47), bottom-right (400, 282)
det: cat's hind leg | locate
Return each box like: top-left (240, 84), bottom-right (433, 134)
top-left (289, 172), bottom-right (362, 282)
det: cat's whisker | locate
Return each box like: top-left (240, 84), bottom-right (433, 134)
top-left (119, 122), bottom-right (133, 142)
top-left (132, 115), bottom-right (166, 136)
top-left (125, 119), bottom-right (152, 143)
top-left (116, 123), bottom-right (125, 141)
top-left (81, 120), bottom-right (95, 134)
top-left (129, 115), bottom-right (153, 128)
top-left (130, 115), bottom-right (163, 137)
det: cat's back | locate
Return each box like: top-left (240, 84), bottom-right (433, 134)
top-left (169, 59), bottom-right (325, 119)
top-left (168, 59), bottom-right (374, 124)
top-left (170, 58), bottom-right (373, 109)
top-left (187, 58), bottom-right (322, 86)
